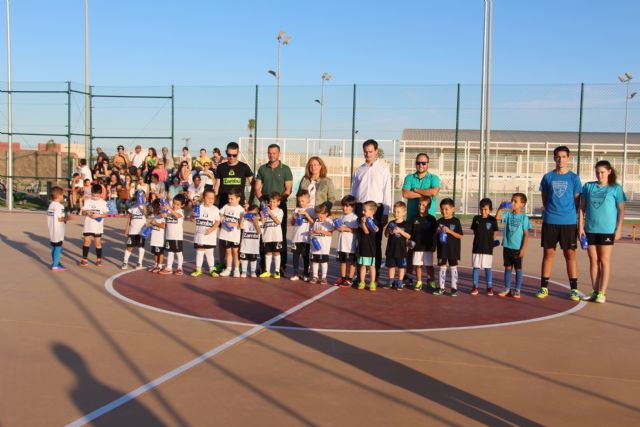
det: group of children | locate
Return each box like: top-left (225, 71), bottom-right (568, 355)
top-left (47, 183), bottom-right (534, 299)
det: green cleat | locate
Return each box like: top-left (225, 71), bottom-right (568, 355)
top-left (357, 281), bottom-right (366, 290)
top-left (569, 289), bottom-right (581, 302)
top-left (595, 292), bottom-right (606, 304)
top-left (536, 287), bottom-right (549, 299)
top-left (414, 280), bottom-right (423, 291)
top-left (259, 271), bottom-right (272, 278)
top-left (209, 269), bottom-right (219, 277)
top-left (190, 269), bottom-right (203, 277)
top-left (369, 281), bottom-right (377, 292)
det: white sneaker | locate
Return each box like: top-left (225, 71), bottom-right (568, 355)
top-left (250, 273), bottom-right (258, 278)
top-left (290, 275), bottom-right (300, 281)
top-left (233, 270), bottom-right (241, 278)
top-left (219, 268), bottom-right (232, 277)
top-left (121, 263), bottom-right (128, 270)
top-left (303, 276), bottom-right (310, 282)
top-left (240, 273), bottom-right (247, 278)
top-left (136, 263), bottom-right (144, 270)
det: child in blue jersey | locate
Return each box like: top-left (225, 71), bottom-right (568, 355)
top-left (47, 186), bottom-right (70, 271)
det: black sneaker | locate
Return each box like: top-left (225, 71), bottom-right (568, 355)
top-left (450, 289), bottom-right (458, 297)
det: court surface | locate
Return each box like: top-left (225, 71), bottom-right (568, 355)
top-left (1, 211), bottom-right (639, 426)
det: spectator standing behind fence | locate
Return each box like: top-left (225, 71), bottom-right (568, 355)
top-left (129, 145), bottom-right (146, 170)
top-left (254, 144), bottom-right (293, 276)
top-left (95, 147), bottom-right (110, 164)
top-left (112, 145), bottom-right (131, 172)
top-left (78, 158), bottom-right (93, 182)
top-left (298, 156), bottom-right (336, 211)
top-left (161, 147), bottom-right (175, 176)
top-left (351, 139), bottom-right (392, 277)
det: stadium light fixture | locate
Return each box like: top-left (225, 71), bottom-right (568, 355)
top-left (272, 31), bottom-right (291, 140)
top-left (268, 70), bottom-right (276, 77)
top-left (620, 71), bottom-right (634, 188)
top-left (315, 72), bottom-right (332, 150)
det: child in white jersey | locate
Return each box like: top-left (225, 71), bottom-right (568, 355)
top-left (148, 199), bottom-right (166, 273)
top-left (159, 194), bottom-right (186, 275)
top-left (239, 205), bottom-right (262, 278)
top-left (47, 186), bottom-right (70, 271)
top-left (290, 189), bottom-right (315, 281)
top-left (259, 192), bottom-right (284, 279)
top-left (309, 204), bottom-right (335, 285)
top-left (80, 183), bottom-right (108, 267)
top-left (190, 188), bottom-right (221, 277)
top-left (335, 195), bottom-right (359, 287)
top-left (218, 188), bottom-right (244, 277)
top-left (121, 191), bottom-right (148, 270)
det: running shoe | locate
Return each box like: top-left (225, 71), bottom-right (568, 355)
top-left (51, 265), bottom-right (67, 272)
top-left (290, 275), bottom-right (300, 282)
top-left (396, 280), bottom-right (404, 291)
top-left (259, 271), bottom-right (272, 278)
top-left (219, 268), bottom-right (232, 277)
top-left (536, 287), bottom-right (549, 299)
top-left (146, 266), bottom-right (156, 272)
top-left (120, 263), bottom-right (128, 270)
top-left (151, 266), bottom-right (162, 273)
top-left (209, 269), bottom-right (219, 277)
top-left (429, 280), bottom-right (437, 290)
top-left (233, 271), bottom-right (241, 278)
top-left (582, 290), bottom-right (598, 302)
top-left (273, 272), bottom-right (281, 279)
top-left (498, 289), bottom-right (511, 298)
top-left (135, 263), bottom-right (143, 270)
top-left (250, 272), bottom-right (258, 278)
top-left (569, 289), bottom-right (581, 302)
top-left (369, 282), bottom-right (377, 292)
top-left (595, 292), bottom-right (606, 304)
top-left (174, 268), bottom-right (184, 276)
top-left (159, 268), bottom-right (172, 275)
top-left (487, 287), bottom-right (494, 296)
top-left (450, 289), bottom-right (458, 297)
top-left (357, 281), bottom-right (366, 290)
top-left (240, 273), bottom-right (247, 278)
top-left (309, 277), bottom-right (319, 284)
top-left (414, 281), bottom-right (423, 291)
top-left (341, 279), bottom-right (353, 288)
top-left (334, 277), bottom-right (344, 287)
top-left (319, 278), bottom-right (328, 285)
top-left (303, 275), bottom-right (310, 282)
top-left (432, 288), bottom-right (445, 296)
top-left (513, 290), bottom-right (521, 300)
top-left (95, 258), bottom-right (103, 267)
top-left (470, 287), bottom-right (479, 296)
top-left (190, 268), bottom-right (203, 277)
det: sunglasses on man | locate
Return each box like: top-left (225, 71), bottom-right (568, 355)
top-left (415, 161), bottom-right (428, 166)
top-left (226, 152), bottom-right (238, 158)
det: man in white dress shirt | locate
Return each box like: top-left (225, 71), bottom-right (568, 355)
top-left (129, 145), bottom-right (146, 170)
top-left (350, 139), bottom-right (392, 276)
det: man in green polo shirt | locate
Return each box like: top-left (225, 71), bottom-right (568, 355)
top-left (402, 152), bottom-right (440, 219)
top-left (254, 144), bottom-right (293, 276)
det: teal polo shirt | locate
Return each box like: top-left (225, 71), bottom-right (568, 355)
top-left (256, 161), bottom-right (293, 199)
top-left (402, 172), bottom-right (440, 218)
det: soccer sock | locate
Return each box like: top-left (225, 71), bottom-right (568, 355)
top-left (504, 269), bottom-right (513, 290)
top-left (82, 246), bottom-right (89, 259)
top-left (241, 260), bottom-right (248, 274)
top-left (176, 252), bottom-right (184, 268)
top-left (472, 268), bottom-right (480, 287)
top-left (196, 251), bottom-right (204, 269)
top-left (205, 249), bottom-right (214, 270)
top-left (166, 252), bottom-right (174, 269)
top-left (485, 268), bottom-right (493, 288)
top-left (292, 251), bottom-right (300, 274)
top-left (51, 246), bottom-right (55, 264)
top-left (274, 255), bottom-right (281, 273)
top-left (320, 262), bottom-right (328, 279)
top-left (516, 269), bottom-right (524, 291)
top-left (52, 246), bottom-right (62, 266)
top-left (569, 278), bottom-right (578, 290)
top-left (439, 265), bottom-right (447, 289)
top-left (249, 260), bottom-right (257, 274)
top-left (541, 277), bottom-right (550, 288)
top-left (265, 254), bottom-right (273, 273)
top-left (312, 262), bottom-right (319, 278)
top-left (137, 247), bottom-right (145, 263)
top-left (123, 249), bottom-right (131, 264)
top-left (96, 247), bottom-right (102, 259)
top-left (303, 253), bottom-right (310, 276)
top-left (450, 266), bottom-right (458, 290)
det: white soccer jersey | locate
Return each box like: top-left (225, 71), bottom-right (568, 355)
top-left (82, 198), bottom-right (108, 234)
top-left (194, 205), bottom-right (220, 246)
top-left (150, 214), bottom-right (165, 247)
top-left (240, 218), bottom-right (261, 255)
top-left (218, 204), bottom-right (244, 244)
top-left (47, 201), bottom-right (66, 243)
top-left (165, 209), bottom-right (184, 241)
top-left (337, 213), bottom-right (358, 254)
top-left (127, 205), bottom-right (147, 235)
top-left (262, 207), bottom-right (284, 243)
top-left (291, 206), bottom-right (316, 243)
top-left (310, 219), bottom-right (334, 255)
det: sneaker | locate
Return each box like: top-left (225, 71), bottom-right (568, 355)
top-left (273, 272), bottom-right (281, 279)
top-left (159, 268), bottom-right (172, 275)
top-left (233, 271), bottom-right (241, 278)
top-left (536, 287), bottom-right (549, 299)
top-left (279, 270), bottom-right (288, 279)
top-left (414, 281), bottom-right (423, 291)
top-left (341, 279), bottom-right (353, 288)
top-left (569, 289), bottom-right (580, 302)
top-left (250, 273), bottom-right (258, 278)
top-left (290, 275), bottom-right (300, 282)
top-left (146, 266), bottom-right (156, 272)
top-left (335, 277), bottom-right (344, 287)
top-left (136, 263), bottom-right (144, 270)
top-left (487, 288), bottom-right (494, 296)
top-left (240, 273), bottom-right (247, 278)
top-left (213, 263), bottom-right (225, 273)
top-left (369, 282), bottom-right (377, 292)
top-left (470, 287), bottom-right (479, 296)
top-left (582, 290), bottom-right (598, 302)
top-left (498, 289), bottom-right (511, 298)
top-left (513, 290), bottom-right (521, 300)
top-left (450, 289), bottom-right (458, 297)
top-left (95, 258), bottom-right (103, 267)
top-left (121, 263), bottom-right (129, 270)
top-left (357, 281), bottom-right (366, 290)
top-left (151, 266), bottom-right (162, 273)
top-left (259, 271), bottom-right (272, 278)
top-left (396, 280), bottom-right (404, 291)
top-left (429, 280), bottom-right (437, 290)
top-left (303, 275), bottom-right (310, 282)
top-left (51, 265), bottom-right (67, 272)
top-left (595, 292), bottom-right (606, 304)
top-left (191, 268), bottom-right (203, 277)
top-left (309, 277), bottom-right (319, 284)
top-left (320, 278), bottom-right (328, 285)
top-left (174, 268), bottom-right (184, 276)
top-left (219, 268), bottom-right (232, 277)
top-left (432, 288), bottom-right (445, 296)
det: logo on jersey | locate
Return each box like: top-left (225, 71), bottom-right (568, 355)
top-left (228, 169), bottom-right (236, 176)
top-left (552, 180), bottom-right (568, 198)
top-left (486, 222), bottom-right (492, 230)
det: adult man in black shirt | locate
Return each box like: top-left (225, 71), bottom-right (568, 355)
top-left (214, 142), bottom-right (254, 208)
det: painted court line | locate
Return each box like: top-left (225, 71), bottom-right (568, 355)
top-left (66, 285), bottom-right (339, 427)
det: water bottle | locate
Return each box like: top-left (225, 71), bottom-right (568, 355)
top-left (333, 218), bottom-right (342, 228)
top-left (95, 216), bottom-right (103, 222)
top-left (136, 190), bottom-right (145, 206)
top-left (296, 211), bottom-right (304, 226)
top-left (244, 213), bottom-right (255, 220)
top-left (439, 227), bottom-right (448, 244)
top-left (161, 197), bottom-right (168, 214)
top-left (141, 225), bottom-right (152, 239)
top-left (223, 221), bottom-right (233, 231)
top-left (500, 201), bottom-right (512, 209)
top-left (494, 239), bottom-right (501, 247)
top-left (193, 203), bottom-right (201, 219)
top-left (311, 237), bottom-right (322, 251)
top-left (261, 202), bottom-right (269, 216)
top-left (388, 221), bottom-right (397, 232)
top-left (365, 217), bottom-right (376, 232)
top-left (580, 234), bottom-right (589, 250)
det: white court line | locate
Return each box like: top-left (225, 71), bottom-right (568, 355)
top-left (66, 284), bottom-right (339, 427)
top-left (106, 268), bottom-right (587, 333)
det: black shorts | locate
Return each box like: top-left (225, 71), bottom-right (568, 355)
top-left (586, 232), bottom-right (615, 246)
top-left (264, 241), bottom-right (283, 252)
top-left (194, 243), bottom-right (215, 250)
top-left (126, 235), bottom-right (145, 248)
top-left (385, 256), bottom-right (407, 268)
top-left (219, 239), bottom-right (240, 249)
top-left (541, 223), bottom-right (577, 250)
top-left (50, 241), bottom-right (63, 247)
top-left (83, 232), bottom-right (102, 238)
top-left (165, 240), bottom-right (183, 253)
top-left (239, 252), bottom-right (258, 261)
top-left (338, 251), bottom-right (356, 263)
top-left (151, 245), bottom-right (164, 255)
top-left (503, 247), bottom-right (523, 269)
top-left (438, 258), bottom-right (459, 267)
top-left (311, 254), bottom-right (329, 263)
top-left (291, 242), bottom-right (310, 254)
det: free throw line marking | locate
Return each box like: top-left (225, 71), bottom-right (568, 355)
top-left (66, 284), bottom-right (339, 427)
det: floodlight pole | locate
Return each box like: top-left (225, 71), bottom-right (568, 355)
top-left (478, 0), bottom-right (489, 201)
top-left (622, 75), bottom-right (633, 189)
top-left (5, 0), bottom-right (12, 211)
top-left (84, 0), bottom-right (90, 161)
top-left (483, 0), bottom-right (493, 199)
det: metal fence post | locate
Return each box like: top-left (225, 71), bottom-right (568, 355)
top-left (171, 84), bottom-right (175, 158)
top-left (67, 81), bottom-right (72, 181)
top-left (350, 84), bottom-right (357, 178)
top-left (453, 83), bottom-right (460, 203)
top-left (253, 84), bottom-right (258, 173)
top-left (89, 85), bottom-right (93, 163)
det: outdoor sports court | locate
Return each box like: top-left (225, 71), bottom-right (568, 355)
top-left (1, 211), bottom-right (638, 426)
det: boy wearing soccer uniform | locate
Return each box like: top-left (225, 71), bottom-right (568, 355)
top-left (218, 188), bottom-right (244, 277)
top-left (356, 201), bottom-right (380, 291)
top-left (496, 193), bottom-right (532, 299)
top-left (148, 199), bottom-right (166, 273)
top-left (80, 183), bottom-right (109, 266)
top-left (384, 201), bottom-right (412, 290)
top-left (191, 189), bottom-right (221, 277)
top-left (160, 194), bottom-right (186, 275)
top-left (47, 186), bottom-right (69, 271)
top-left (470, 198), bottom-right (499, 296)
top-left (121, 193), bottom-right (148, 270)
top-left (239, 205), bottom-right (262, 278)
top-left (434, 198), bottom-right (463, 296)
top-left (259, 192), bottom-right (284, 279)
top-left (290, 189), bottom-right (315, 281)
top-left (335, 195), bottom-right (359, 287)
top-left (409, 196), bottom-right (437, 291)
top-left (309, 204), bottom-right (335, 285)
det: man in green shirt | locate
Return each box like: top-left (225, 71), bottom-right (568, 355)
top-left (402, 152), bottom-right (440, 219)
top-left (254, 144), bottom-right (293, 276)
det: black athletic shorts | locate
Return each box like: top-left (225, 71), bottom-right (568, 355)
top-left (541, 223), bottom-right (577, 250)
top-left (165, 240), bottom-right (183, 253)
top-left (219, 239), bottom-right (240, 249)
top-left (291, 242), bottom-right (310, 254)
top-left (151, 245), bottom-right (164, 255)
top-left (586, 232), bottom-right (615, 246)
top-left (438, 258), bottom-right (459, 267)
top-left (503, 247), bottom-right (523, 269)
top-left (83, 232), bottom-right (102, 237)
top-left (239, 252), bottom-right (258, 261)
top-left (194, 243), bottom-right (216, 250)
top-left (337, 251), bottom-right (356, 263)
top-left (264, 241), bottom-right (283, 252)
top-left (126, 234), bottom-right (145, 248)
top-left (50, 241), bottom-right (63, 247)
top-left (311, 254), bottom-right (329, 263)
top-left (385, 256), bottom-right (407, 268)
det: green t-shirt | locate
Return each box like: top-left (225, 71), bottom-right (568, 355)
top-left (402, 172), bottom-right (440, 218)
top-left (256, 162), bottom-right (293, 199)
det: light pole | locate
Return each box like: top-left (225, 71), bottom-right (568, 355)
top-left (268, 31), bottom-right (291, 142)
top-left (5, 0), bottom-right (13, 211)
top-left (619, 72), bottom-right (635, 189)
top-left (478, 0), bottom-right (493, 200)
top-left (85, 0), bottom-right (90, 161)
top-left (314, 72), bottom-right (331, 154)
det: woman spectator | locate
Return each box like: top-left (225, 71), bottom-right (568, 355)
top-left (144, 147), bottom-right (159, 180)
top-left (199, 162), bottom-right (215, 190)
top-left (177, 160), bottom-right (193, 186)
top-left (108, 173), bottom-right (121, 199)
top-left (92, 156), bottom-right (110, 181)
top-left (168, 176), bottom-right (183, 201)
top-left (211, 147), bottom-right (223, 169)
top-left (118, 174), bottom-right (133, 212)
top-left (154, 160), bottom-right (168, 184)
top-left (298, 156), bottom-right (336, 210)
top-left (179, 146), bottom-right (192, 170)
top-left (135, 175), bottom-right (149, 197)
top-left (578, 160), bottom-right (626, 304)
top-left (161, 146), bottom-right (175, 176)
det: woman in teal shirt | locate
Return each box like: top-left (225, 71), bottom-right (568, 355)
top-left (578, 160), bottom-right (626, 304)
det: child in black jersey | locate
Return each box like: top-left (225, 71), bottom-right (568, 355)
top-left (470, 198), bottom-right (498, 296)
top-left (434, 198), bottom-right (463, 296)
top-left (384, 201), bottom-right (412, 290)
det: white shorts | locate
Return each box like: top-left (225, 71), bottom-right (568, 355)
top-left (412, 251), bottom-right (434, 267)
top-left (472, 253), bottom-right (493, 269)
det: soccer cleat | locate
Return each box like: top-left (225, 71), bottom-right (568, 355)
top-left (320, 278), bottom-right (328, 285)
top-left (240, 273), bottom-right (247, 278)
top-left (582, 290), bottom-right (598, 302)
top-left (51, 265), bottom-right (67, 272)
top-left (498, 290), bottom-right (511, 298)
top-left (151, 266), bottom-right (162, 273)
top-left (357, 281), bottom-right (366, 290)
top-left (219, 268), bottom-right (232, 277)
top-left (209, 269), bottom-right (219, 277)
top-left (303, 275), bottom-right (310, 282)
top-left (95, 258), bottom-right (103, 267)
top-left (470, 287), bottom-right (479, 296)
top-left (290, 275), bottom-right (300, 281)
top-left (213, 263), bottom-right (224, 273)
top-left (414, 281), bottom-right (423, 291)
top-left (174, 268), bottom-right (184, 276)
top-left (536, 287), bottom-right (549, 299)
top-left (191, 269), bottom-right (203, 277)
top-left (369, 282), bottom-right (377, 292)
top-left (309, 277), bottom-right (319, 284)
top-left (432, 288), bottom-right (445, 296)
top-left (159, 268), bottom-right (172, 275)
top-left (513, 290), bottom-right (521, 300)
top-left (259, 271), bottom-right (272, 278)
top-left (273, 272), bottom-right (281, 279)
top-left (569, 289), bottom-right (581, 302)
top-left (396, 280), bottom-right (404, 291)
top-left (136, 263), bottom-right (144, 270)
top-left (120, 262), bottom-right (128, 270)
top-left (450, 289), bottom-right (458, 297)
top-left (250, 273), bottom-right (258, 278)
top-left (429, 280), bottom-right (437, 290)
top-left (595, 292), bottom-right (606, 304)
top-left (334, 277), bottom-right (344, 286)
top-left (233, 271), bottom-right (241, 278)
top-left (487, 288), bottom-right (494, 296)
top-left (341, 279), bottom-right (353, 288)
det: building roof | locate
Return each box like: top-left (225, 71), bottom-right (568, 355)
top-left (401, 129), bottom-right (640, 144)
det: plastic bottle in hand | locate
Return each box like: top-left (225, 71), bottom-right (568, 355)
top-left (136, 190), bottom-right (145, 206)
top-left (223, 221), bottom-right (233, 231)
top-left (160, 197), bottom-right (168, 214)
top-left (580, 234), bottom-right (589, 250)
top-left (365, 217), bottom-right (376, 232)
top-left (141, 225), bottom-right (152, 239)
top-left (388, 221), bottom-right (397, 233)
top-left (296, 210), bottom-right (304, 226)
top-left (261, 202), bottom-right (269, 216)
top-left (333, 218), bottom-right (342, 228)
top-left (193, 203), bottom-right (201, 219)
top-left (500, 201), bottom-right (512, 209)
top-left (439, 227), bottom-right (448, 244)
top-left (311, 236), bottom-right (322, 251)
